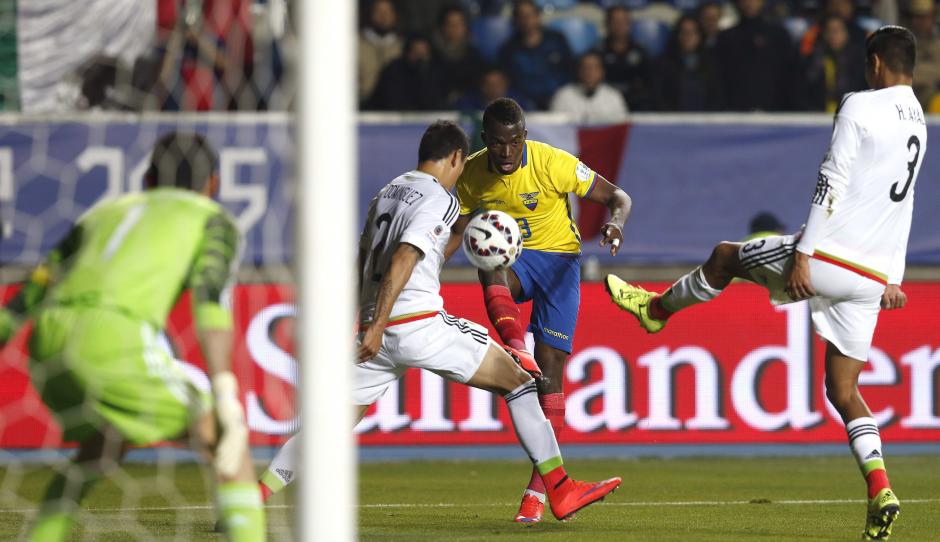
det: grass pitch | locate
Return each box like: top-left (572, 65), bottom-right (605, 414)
top-left (1, 455), bottom-right (938, 540)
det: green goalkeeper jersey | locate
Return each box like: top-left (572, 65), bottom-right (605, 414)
top-left (1, 188), bottom-right (241, 336)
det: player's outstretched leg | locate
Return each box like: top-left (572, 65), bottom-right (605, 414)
top-left (29, 427), bottom-right (127, 542)
top-left (259, 432), bottom-right (299, 502)
top-left (512, 343), bottom-right (568, 523)
top-left (467, 343), bottom-right (621, 522)
top-left (482, 281), bottom-right (553, 523)
top-left (824, 343), bottom-right (899, 540)
top-left (605, 242), bottom-right (742, 332)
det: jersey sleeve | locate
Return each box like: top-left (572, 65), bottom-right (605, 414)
top-left (186, 211), bottom-right (242, 331)
top-left (796, 95), bottom-right (866, 255)
top-left (400, 193), bottom-right (457, 258)
top-left (548, 147), bottom-right (598, 198)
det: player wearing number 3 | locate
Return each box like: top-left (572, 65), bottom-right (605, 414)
top-left (606, 27), bottom-right (922, 540)
top-left (447, 98), bottom-right (632, 523)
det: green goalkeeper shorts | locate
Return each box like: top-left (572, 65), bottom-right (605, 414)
top-left (28, 306), bottom-right (212, 445)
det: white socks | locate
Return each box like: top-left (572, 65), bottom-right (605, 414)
top-left (260, 432), bottom-right (300, 493)
top-left (846, 417), bottom-right (885, 473)
top-left (660, 266), bottom-right (723, 313)
top-left (504, 381), bottom-right (561, 466)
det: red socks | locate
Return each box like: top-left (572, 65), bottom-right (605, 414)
top-left (259, 481), bottom-right (273, 502)
top-left (484, 285), bottom-right (527, 351)
top-left (523, 394), bottom-right (566, 496)
top-left (541, 464), bottom-right (571, 493)
top-left (540, 393), bottom-right (565, 436)
top-left (866, 469), bottom-right (891, 499)
top-left (485, 285), bottom-right (570, 500)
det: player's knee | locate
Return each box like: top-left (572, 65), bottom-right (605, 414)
top-left (712, 242), bottom-right (738, 265)
top-left (704, 242), bottom-right (739, 276)
top-left (497, 352), bottom-right (535, 395)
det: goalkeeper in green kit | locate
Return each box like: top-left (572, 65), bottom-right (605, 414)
top-left (0, 133), bottom-right (266, 541)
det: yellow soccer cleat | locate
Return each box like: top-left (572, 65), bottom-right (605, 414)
top-left (604, 275), bottom-right (666, 333)
top-left (863, 488), bottom-right (900, 540)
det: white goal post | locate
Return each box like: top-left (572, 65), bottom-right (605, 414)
top-left (300, 0), bottom-right (357, 540)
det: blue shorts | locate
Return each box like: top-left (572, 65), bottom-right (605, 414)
top-left (510, 250), bottom-right (580, 353)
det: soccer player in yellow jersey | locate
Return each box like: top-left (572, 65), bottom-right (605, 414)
top-left (447, 98), bottom-right (632, 523)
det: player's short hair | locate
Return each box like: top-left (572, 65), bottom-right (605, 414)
top-left (418, 120), bottom-right (470, 162)
top-left (482, 97), bottom-right (526, 130)
top-left (866, 25), bottom-right (917, 76)
top-left (147, 132), bottom-right (218, 192)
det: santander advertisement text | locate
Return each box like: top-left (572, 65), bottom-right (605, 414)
top-left (1, 283), bottom-right (938, 447)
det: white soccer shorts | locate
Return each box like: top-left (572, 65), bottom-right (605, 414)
top-left (739, 234), bottom-right (886, 361)
top-left (353, 311), bottom-right (492, 406)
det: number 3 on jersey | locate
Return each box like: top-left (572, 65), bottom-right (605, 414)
top-left (517, 218), bottom-right (532, 239)
top-left (890, 135), bottom-right (920, 202)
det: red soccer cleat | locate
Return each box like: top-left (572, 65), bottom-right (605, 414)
top-left (504, 346), bottom-right (542, 378)
top-left (547, 477), bottom-right (622, 521)
top-left (513, 491), bottom-right (545, 523)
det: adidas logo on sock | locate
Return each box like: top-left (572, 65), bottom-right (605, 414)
top-left (865, 450), bottom-right (882, 461)
top-left (276, 468), bottom-right (294, 483)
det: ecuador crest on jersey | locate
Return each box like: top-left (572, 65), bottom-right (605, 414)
top-left (518, 191), bottom-right (539, 211)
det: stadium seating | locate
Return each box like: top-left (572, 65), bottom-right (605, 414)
top-left (594, 0), bottom-right (651, 10)
top-left (630, 18), bottom-right (670, 56)
top-left (546, 17), bottom-right (601, 56)
top-left (533, 0), bottom-right (579, 11)
top-left (470, 16), bottom-right (514, 62)
top-left (856, 15), bottom-right (885, 34)
top-left (666, 0), bottom-right (702, 12)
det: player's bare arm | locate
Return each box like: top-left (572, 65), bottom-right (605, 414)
top-left (445, 214), bottom-right (470, 261)
top-left (583, 175), bottom-right (631, 256)
top-left (357, 242), bottom-right (421, 362)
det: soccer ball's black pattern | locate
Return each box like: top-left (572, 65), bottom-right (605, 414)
top-left (462, 211), bottom-right (523, 271)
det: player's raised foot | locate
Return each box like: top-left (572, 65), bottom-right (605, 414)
top-left (513, 491), bottom-right (545, 524)
top-left (547, 477), bottom-right (621, 521)
top-left (604, 275), bottom-right (666, 333)
top-left (863, 488), bottom-right (900, 540)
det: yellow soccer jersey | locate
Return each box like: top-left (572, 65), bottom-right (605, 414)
top-left (457, 140), bottom-right (597, 254)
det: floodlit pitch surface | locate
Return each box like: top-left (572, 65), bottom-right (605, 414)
top-left (1, 455), bottom-right (938, 540)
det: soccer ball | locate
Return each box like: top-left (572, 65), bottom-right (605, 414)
top-left (462, 211), bottom-right (523, 271)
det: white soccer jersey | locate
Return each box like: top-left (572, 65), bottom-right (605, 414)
top-left (358, 170), bottom-right (460, 325)
top-left (797, 86), bottom-right (927, 285)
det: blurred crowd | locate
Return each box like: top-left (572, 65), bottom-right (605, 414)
top-left (2, 0), bottom-right (938, 117)
top-left (359, 0), bottom-right (940, 121)
top-left (0, 0), bottom-right (294, 113)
